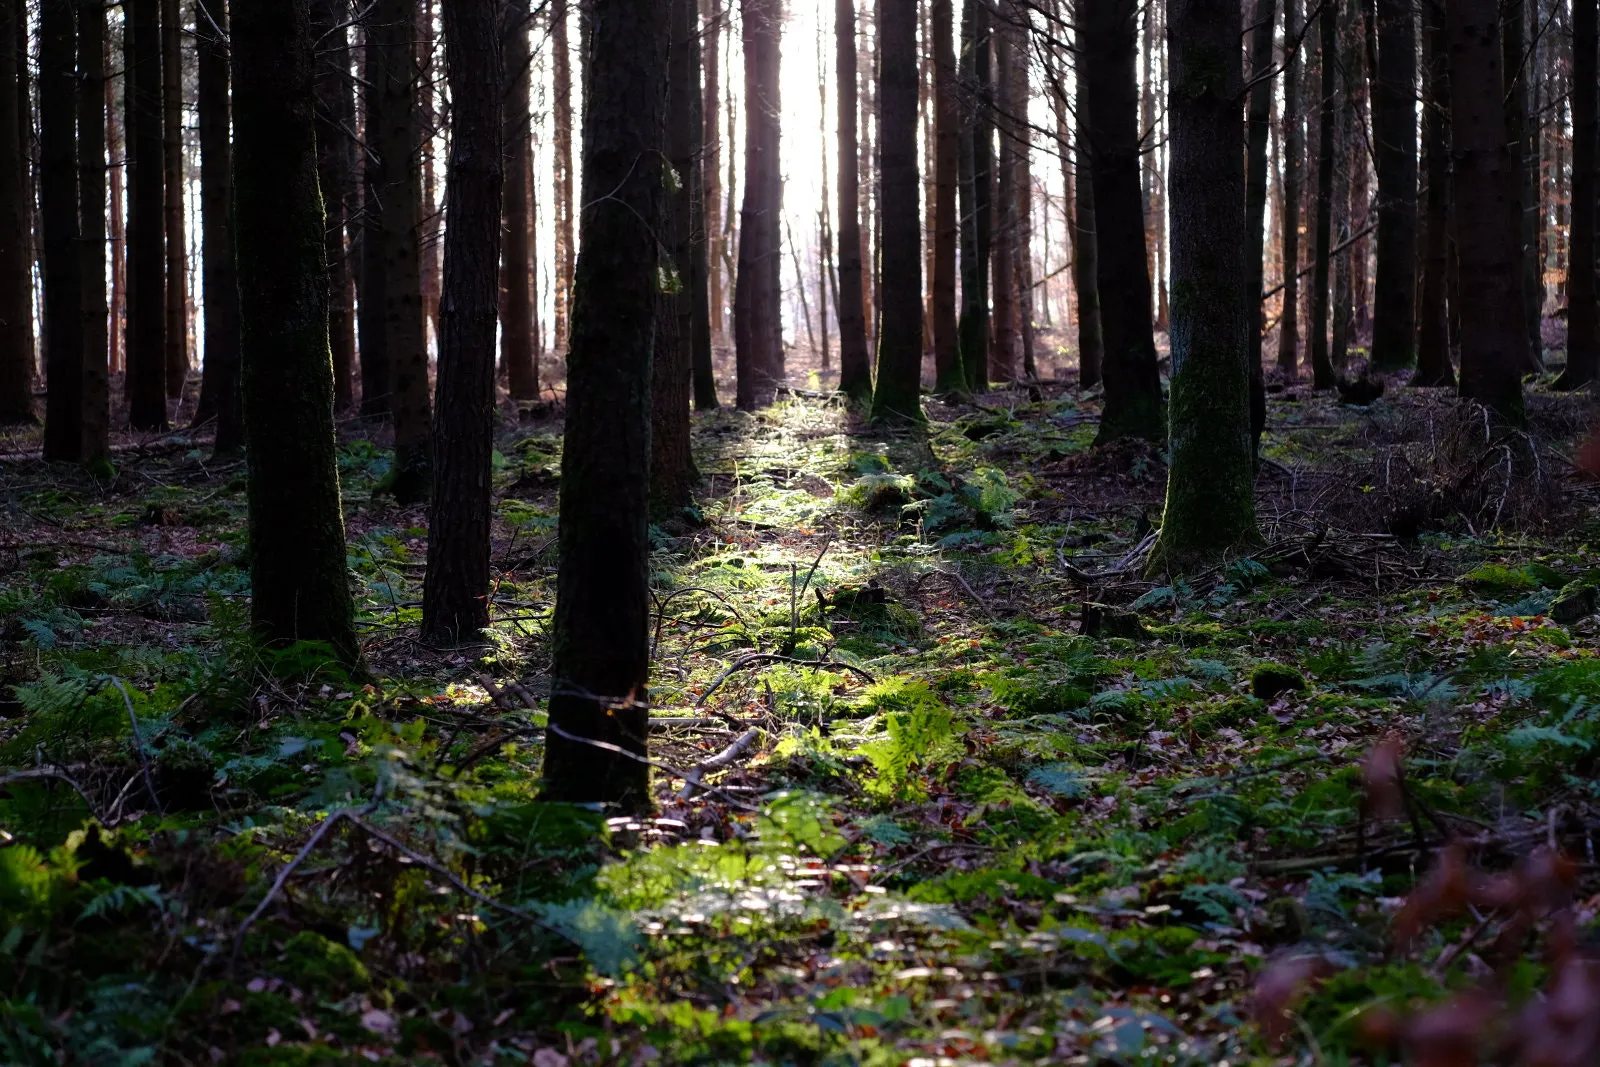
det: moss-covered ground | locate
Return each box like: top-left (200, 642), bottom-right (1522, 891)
top-left (3, 379), bottom-right (1600, 1064)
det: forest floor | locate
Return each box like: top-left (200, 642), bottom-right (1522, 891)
top-left (4, 364), bottom-right (1600, 1065)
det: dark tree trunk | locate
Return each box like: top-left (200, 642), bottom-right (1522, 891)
top-left (0, 0), bottom-right (30, 423)
top-left (542, 0), bottom-right (668, 810)
top-left (192, 0), bottom-right (242, 452)
top-left (870, 0), bottom-right (922, 420)
top-left (421, 0), bottom-right (502, 645)
top-left (1069, 0), bottom-right (1102, 388)
top-left (686, 9), bottom-right (715, 415)
top-left (1153, 0), bottom-right (1260, 573)
top-left (79, 0), bottom-right (107, 460)
top-left (358, 31), bottom-right (388, 416)
top-left (1012, 13), bottom-right (1036, 382)
top-left (1503, 0), bottom-right (1541, 370)
top-left (232, 0), bottom-right (360, 665)
top-left (702, 0), bottom-right (724, 352)
top-left (989, 15), bottom-right (1018, 384)
top-left (311, 0), bottom-right (357, 412)
top-left (160, 0), bottom-right (186, 397)
top-left (1370, 0), bottom-right (1418, 370)
top-left (956, 0), bottom-right (990, 392)
top-left (1563, 0), bottom-right (1597, 388)
top-left (1415, 0), bottom-right (1456, 386)
top-left (930, 0), bottom-right (960, 394)
top-left (1244, 0), bottom-right (1277, 448)
top-left (126, 0), bottom-right (167, 430)
top-left (1450, 0), bottom-right (1527, 420)
top-left (551, 0), bottom-right (572, 351)
top-left (41, 0), bottom-right (83, 461)
top-left (372, 0), bottom-right (431, 502)
top-left (1309, 0), bottom-right (1336, 388)
top-left (1280, 0), bottom-right (1302, 374)
top-left (651, 0), bottom-right (698, 512)
top-left (734, 0), bottom-right (783, 409)
top-left (1083, 0), bottom-right (1162, 444)
top-left (501, 0), bottom-right (538, 400)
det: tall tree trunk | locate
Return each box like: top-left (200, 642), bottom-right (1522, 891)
top-left (160, 0), bottom-right (185, 397)
top-left (1349, 0), bottom-right (1370, 337)
top-left (989, 16), bottom-right (1018, 384)
top-left (108, 46), bottom-right (124, 380)
top-left (1415, 0), bottom-right (1455, 386)
top-left (817, 20), bottom-right (834, 373)
top-left (551, 0), bottom-right (572, 353)
top-left (79, 0), bottom-right (106, 460)
top-left (836, 0), bottom-right (869, 399)
top-left (703, 0), bottom-right (723, 346)
top-left (956, 0), bottom-right (990, 391)
top-left (126, 0), bottom-right (167, 430)
top-left (929, 0), bottom-right (960, 394)
top-left (1280, 0), bottom-right (1303, 374)
top-left (1450, 0), bottom-right (1527, 420)
top-left (1562, 0), bottom-right (1598, 387)
top-left (1370, 0), bottom-right (1418, 370)
top-left (422, 0), bottom-right (502, 645)
top-left (652, 0), bottom-right (698, 511)
top-left (501, 0), bottom-right (538, 399)
top-left (372, 0), bottom-right (432, 503)
top-left (734, 0), bottom-right (783, 409)
top-left (542, 0), bottom-right (668, 810)
top-left (1309, 0), bottom-right (1336, 388)
top-left (0, 0), bottom-right (33, 423)
top-left (686, 0), bottom-right (715, 412)
top-left (1244, 0), bottom-right (1277, 448)
top-left (418, 0), bottom-right (440, 339)
top-left (1153, 0), bottom-right (1260, 572)
top-left (1012, 12), bottom-right (1037, 382)
top-left (1068, 0), bottom-right (1102, 388)
top-left (870, 0), bottom-right (922, 420)
top-left (1503, 0), bottom-right (1541, 370)
top-left (193, 0), bottom-right (241, 450)
top-left (1083, 0), bottom-right (1162, 444)
top-left (232, 0), bottom-right (360, 665)
top-left (311, 0), bottom-right (356, 412)
top-left (41, 0), bottom-right (83, 460)
top-left (358, 30), bottom-right (389, 416)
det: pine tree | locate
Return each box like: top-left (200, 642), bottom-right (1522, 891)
top-left (78, 0), bottom-right (107, 461)
top-left (310, 0), bottom-right (357, 411)
top-left (160, 0), bottom-right (186, 399)
top-left (1415, 0), bottom-right (1456, 387)
top-left (0, 0), bottom-right (30, 424)
top-left (40, 0), bottom-right (83, 461)
top-left (1308, 0), bottom-right (1336, 388)
top-left (1243, 0), bottom-right (1277, 448)
top-left (1370, 0), bottom-right (1419, 371)
top-left (192, 0), bottom-right (241, 452)
top-left (735, 0), bottom-right (784, 409)
top-left (869, 0), bottom-right (923, 421)
top-left (929, 0), bottom-right (961, 395)
top-left (1562, 0), bottom-right (1598, 388)
top-left (836, 0), bottom-right (871, 400)
top-left (125, 0), bottom-right (167, 431)
top-left (956, 0), bottom-right (990, 393)
top-left (1279, 0), bottom-right (1303, 376)
top-left (500, 0), bottom-right (538, 401)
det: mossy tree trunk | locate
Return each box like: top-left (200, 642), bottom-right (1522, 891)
top-left (40, 0), bottom-right (83, 462)
top-left (870, 0), bottom-right (924, 422)
top-left (956, 0), bottom-right (990, 394)
top-left (192, 0), bottom-right (241, 453)
top-left (1151, 0), bottom-right (1261, 574)
top-left (232, 0), bottom-right (360, 666)
top-left (541, 0), bottom-right (668, 810)
top-left (421, 0), bottom-right (502, 645)
top-left (1370, 0), bottom-right (1418, 371)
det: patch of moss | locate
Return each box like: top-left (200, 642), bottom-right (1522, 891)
top-left (279, 930), bottom-right (370, 996)
top-left (1251, 663), bottom-right (1307, 700)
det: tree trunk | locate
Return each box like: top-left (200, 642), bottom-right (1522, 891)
top-left (651, 0), bottom-right (698, 512)
top-left (232, 0), bottom-right (360, 665)
top-left (1153, 0), bottom-right (1260, 573)
top-left (1309, 0), bottom-right (1336, 388)
top-left (1280, 0), bottom-right (1302, 374)
top-left (551, 0), bottom-right (572, 353)
top-left (501, 0), bottom-right (538, 400)
top-left (542, 0), bottom-right (668, 810)
top-left (1083, 0), bottom-right (1162, 444)
top-left (421, 0), bottom-right (502, 645)
top-left (929, 0), bottom-right (960, 394)
top-left (956, 0), bottom-right (990, 392)
top-left (1450, 0), bottom-right (1527, 420)
top-left (1370, 0), bottom-right (1418, 370)
top-left (989, 16), bottom-right (1018, 384)
top-left (372, 0), bottom-right (432, 503)
top-left (418, 0), bottom-right (440, 340)
top-left (1349, 0), bottom-right (1370, 337)
top-left (1069, 0), bottom-right (1102, 388)
top-left (1244, 0), bottom-right (1277, 448)
top-left (1503, 0), bottom-right (1541, 370)
top-left (1562, 0), bottom-right (1597, 387)
top-left (1415, 0), bottom-right (1455, 386)
top-left (734, 0), bottom-right (783, 409)
top-left (108, 43), bottom-right (124, 381)
top-left (358, 29), bottom-right (389, 417)
top-left (0, 0), bottom-right (32, 423)
top-left (703, 0), bottom-right (723, 346)
top-left (192, 0), bottom-right (241, 451)
top-left (870, 0), bottom-right (922, 420)
top-left (1012, 9), bottom-right (1037, 382)
top-left (686, 0), bottom-right (714, 413)
top-left (311, 0), bottom-right (357, 412)
top-left (160, 0), bottom-right (186, 398)
top-left (41, 0), bottom-right (83, 461)
top-left (78, 0), bottom-right (106, 460)
top-left (126, 0), bottom-right (167, 430)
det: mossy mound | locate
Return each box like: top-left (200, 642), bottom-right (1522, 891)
top-left (1250, 663), bottom-right (1307, 701)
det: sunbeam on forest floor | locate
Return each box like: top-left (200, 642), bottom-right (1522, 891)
top-left (5, 380), bottom-right (1600, 1064)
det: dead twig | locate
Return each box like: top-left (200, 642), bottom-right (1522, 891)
top-left (545, 722), bottom-right (760, 810)
top-left (106, 676), bottom-right (163, 815)
top-left (679, 727), bottom-right (762, 799)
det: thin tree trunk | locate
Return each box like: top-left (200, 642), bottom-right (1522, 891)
top-left (1563, 0), bottom-right (1597, 387)
top-left (703, 0), bottom-right (723, 345)
top-left (1370, 0), bottom-right (1418, 370)
top-left (817, 20), bottom-right (833, 374)
top-left (1415, 0), bottom-right (1455, 386)
top-left (685, 0), bottom-right (714, 415)
top-left (734, 0), bottom-right (783, 409)
top-left (41, 0), bottom-right (83, 460)
top-left (1068, 0), bottom-right (1101, 388)
top-left (1349, 0), bottom-right (1370, 337)
top-left (870, 0), bottom-right (922, 420)
top-left (543, 0), bottom-right (668, 810)
top-left (930, 0), bottom-right (960, 393)
top-left (126, 0), bottom-right (167, 430)
top-left (232, 0), bottom-right (360, 666)
top-left (1503, 0), bottom-right (1541, 369)
top-left (422, 0), bottom-right (502, 644)
top-left (0, 0), bottom-right (32, 423)
top-left (1083, 0), bottom-right (1162, 443)
top-left (989, 16), bottom-right (1018, 384)
top-left (418, 0), bottom-right (440, 339)
top-left (501, 0), bottom-right (538, 399)
top-left (1309, 0), bottom-right (1336, 388)
top-left (78, 0), bottom-right (106, 460)
top-left (1280, 0), bottom-right (1303, 374)
top-left (551, 0), bottom-right (572, 353)
top-left (956, 0), bottom-right (990, 391)
top-left (1244, 0), bottom-right (1277, 448)
top-left (107, 47), bottom-right (124, 380)
top-left (311, 0), bottom-right (356, 411)
top-left (1012, 8), bottom-right (1037, 382)
top-left (160, 0), bottom-right (186, 398)
top-left (358, 27), bottom-right (389, 417)
top-left (191, 0), bottom-right (240, 449)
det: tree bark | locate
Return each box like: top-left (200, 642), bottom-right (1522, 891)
top-left (1309, 0), bottom-right (1337, 388)
top-left (311, 0), bottom-right (357, 412)
top-left (870, 0), bottom-right (922, 420)
top-left (41, 0), bottom-right (83, 461)
top-left (422, 0), bottom-right (502, 645)
top-left (930, 0), bottom-right (960, 394)
top-left (1415, 0), bottom-right (1455, 386)
top-left (1152, 0), bottom-right (1260, 573)
top-left (1280, 0), bottom-right (1303, 374)
top-left (957, 0), bottom-right (991, 392)
top-left (1449, 0), bottom-right (1527, 420)
top-left (703, 0), bottom-right (723, 348)
top-left (79, 0), bottom-right (107, 461)
top-left (160, 0), bottom-right (186, 397)
top-left (232, 0), bottom-right (360, 665)
top-left (1503, 0), bottom-right (1541, 370)
top-left (1082, 0), bottom-right (1162, 444)
top-left (500, 0), bottom-right (538, 400)
top-left (734, 0), bottom-right (783, 409)
top-left (1068, 0), bottom-right (1101, 388)
top-left (1244, 0), bottom-right (1277, 448)
top-left (989, 15), bottom-right (1018, 384)
top-left (1563, 0), bottom-right (1597, 388)
top-left (108, 47), bottom-right (123, 380)
top-left (358, 29), bottom-right (389, 417)
top-left (192, 0), bottom-right (241, 452)
top-left (126, 0), bottom-right (167, 430)
top-left (1370, 0), bottom-right (1418, 370)
top-left (0, 0), bottom-right (32, 423)
top-left (551, 0), bottom-right (572, 353)
top-left (542, 0), bottom-right (668, 810)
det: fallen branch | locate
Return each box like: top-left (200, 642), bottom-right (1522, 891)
top-left (545, 722), bottom-right (761, 811)
top-left (679, 728), bottom-right (762, 800)
top-left (937, 566), bottom-right (995, 617)
top-left (694, 653), bottom-right (876, 707)
top-left (232, 807), bottom-right (362, 965)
